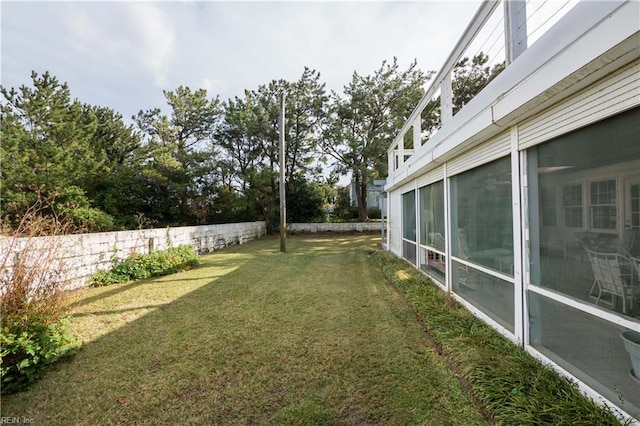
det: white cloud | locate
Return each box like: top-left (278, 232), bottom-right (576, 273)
top-left (1, 0), bottom-right (483, 122)
top-left (123, 2), bottom-right (176, 88)
top-left (200, 77), bottom-right (226, 96)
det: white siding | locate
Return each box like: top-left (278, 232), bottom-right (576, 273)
top-left (400, 181), bottom-right (415, 195)
top-left (416, 165), bottom-right (445, 189)
top-left (519, 60), bottom-right (640, 149)
top-left (445, 131), bottom-right (511, 177)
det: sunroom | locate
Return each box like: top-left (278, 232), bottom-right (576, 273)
top-left (385, 0), bottom-right (640, 420)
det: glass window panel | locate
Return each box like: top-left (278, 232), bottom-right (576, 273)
top-left (402, 190), bottom-right (416, 242)
top-left (450, 157), bottom-right (513, 276)
top-left (419, 246), bottom-right (446, 284)
top-left (562, 184), bottom-right (583, 228)
top-left (540, 187), bottom-right (557, 227)
top-left (452, 260), bottom-right (514, 332)
top-left (403, 240), bottom-right (417, 265)
top-left (632, 184), bottom-right (640, 230)
top-left (529, 292), bottom-right (640, 416)
top-left (590, 180), bottom-right (617, 230)
top-left (419, 180), bottom-right (445, 251)
top-left (528, 107), bottom-right (640, 315)
top-left (591, 205), bottom-right (616, 230)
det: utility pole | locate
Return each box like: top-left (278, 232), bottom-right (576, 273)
top-left (279, 92), bottom-right (287, 253)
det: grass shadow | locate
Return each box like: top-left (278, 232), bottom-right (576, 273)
top-left (2, 235), bottom-right (485, 425)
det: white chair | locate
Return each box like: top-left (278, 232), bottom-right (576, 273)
top-left (630, 256), bottom-right (640, 307)
top-left (584, 248), bottom-right (636, 314)
top-left (428, 232), bottom-right (446, 251)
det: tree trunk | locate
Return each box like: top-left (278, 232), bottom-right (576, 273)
top-left (355, 174), bottom-right (368, 221)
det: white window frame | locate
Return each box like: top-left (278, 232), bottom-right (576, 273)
top-left (418, 180), bottom-right (448, 288)
top-left (446, 152), bottom-right (518, 339)
top-left (588, 178), bottom-right (618, 233)
top-left (561, 182), bottom-right (584, 229)
top-left (539, 186), bottom-right (558, 228)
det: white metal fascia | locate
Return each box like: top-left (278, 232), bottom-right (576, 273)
top-left (431, 108), bottom-right (498, 162)
top-left (385, 150), bottom-right (435, 191)
top-left (495, 33), bottom-right (640, 129)
top-left (433, 0), bottom-right (637, 148)
top-left (387, 0), bottom-right (638, 192)
top-left (491, 0), bottom-right (640, 125)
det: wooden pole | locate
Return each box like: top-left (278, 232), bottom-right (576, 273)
top-left (279, 92), bottom-right (287, 253)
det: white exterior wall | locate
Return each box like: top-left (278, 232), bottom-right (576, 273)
top-left (289, 223), bottom-right (380, 233)
top-left (386, 58), bottom-right (640, 422)
top-left (0, 222), bottom-right (266, 290)
top-left (386, 0), bottom-right (639, 192)
top-left (385, 0), bottom-right (640, 421)
top-left (388, 190), bottom-right (402, 258)
top-left (518, 60), bottom-right (640, 149)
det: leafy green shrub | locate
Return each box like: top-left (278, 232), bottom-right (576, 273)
top-left (1, 317), bottom-right (79, 394)
top-left (65, 206), bottom-right (115, 232)
top-left (56, 185), bottom-right (115, 232)
top-left (90, 245), bottom-right (199, 287)
top-left (367, 207), bottom-right (381, 219)
top-left (1, 202), bottom-right (80, 394)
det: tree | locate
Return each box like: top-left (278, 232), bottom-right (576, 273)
top-left (0, 71), bottom-right (109, 227)
top-left (284, 68), bottom-right (328, 183)
top-left (452, 53), bottom-right (505, 114)
top-left (87, 106), bottom-right (143, 170)
top-left (286, 178), bottom-right (327, 223)
top-left (79, 105), bottom-right (154, 229)
top-left (419, 52), bottom-right (506, 140)
top-left (321, 58), bottom-right (429, 221)
top-left (332, 185), bottom-right (356, 221)
top-left (214, 89), bottom-right (277, 223)
top-left (213, 68), bottom-right (328, 228)
top-left (134, 86), bottom-right (222, 224)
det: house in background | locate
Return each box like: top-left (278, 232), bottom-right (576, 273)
top-left (384, 0), bottom-right (639, 421)
top-left (350, 179), bottom-right (386, 211)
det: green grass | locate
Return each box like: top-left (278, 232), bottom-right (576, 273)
top-left (1, 235), bottom-right (485, 425)
top-left (372, 250), bottom-right (623, 425)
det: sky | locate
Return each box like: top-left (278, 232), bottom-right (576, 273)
top-left (1, 0), bottom-right (484, 123)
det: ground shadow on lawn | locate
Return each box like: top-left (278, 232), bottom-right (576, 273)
top-left (2, 235), bottom-right (485, 425)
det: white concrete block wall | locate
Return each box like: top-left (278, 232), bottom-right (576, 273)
top-left (288, 222), bottom-right (381, 233)
top-left (0, 222), bottom-right (266, 290)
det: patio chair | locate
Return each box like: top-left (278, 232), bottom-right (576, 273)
top-left (584, 248), bottom-right (636, 314)
top-left (428, 232), bottom-right (446, 251)
top-left (630, 255), bottom-right (640, 288)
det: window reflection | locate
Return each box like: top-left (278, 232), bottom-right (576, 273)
top-left (529, 292), bottom-right (640, 415)
top-left (449, 156), bottom-right (514, 329)
top-left (419, 181), bottom-right (446, 283)
top-left (451, 157), bottom-right (514, 276)
top-left (402, 190), bottom-right (417, 264)
top-left (528, 107), bottom-right (640, 317)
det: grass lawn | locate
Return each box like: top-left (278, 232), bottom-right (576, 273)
top-left (1, 234), bottom-right (485, 425)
